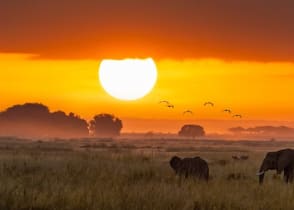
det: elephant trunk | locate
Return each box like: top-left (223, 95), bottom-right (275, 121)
top-left (258, 173), bottom-right (265, 184)
top-left (257, 161), bottom-right (267, 184)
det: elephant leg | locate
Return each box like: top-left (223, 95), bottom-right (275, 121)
top-left (288, 169), bottom-right (294, 183)
top-left (284, 171), bottom-right (288, 183)
top-left (284, 168), bottom-right (290, 183)
top-left (285, 174), bottom-right (289, 183)
top-left (200, 172), bottom-right (206, 180)
top-left (185, 171), bottom-right (189, 179)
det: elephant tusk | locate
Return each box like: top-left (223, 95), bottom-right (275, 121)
top-left (256, 171), bottom-right (265, 176)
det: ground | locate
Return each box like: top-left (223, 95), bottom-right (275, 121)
top-left (0, 137), bottom-right (293, 210)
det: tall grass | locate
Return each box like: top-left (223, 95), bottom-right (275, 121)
top-left (0, 139), bottom-right (292, 209)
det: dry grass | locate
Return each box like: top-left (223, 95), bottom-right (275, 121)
top-left (0, 138), bottom-right (293, 209)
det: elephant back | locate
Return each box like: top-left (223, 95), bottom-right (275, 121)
top-left (180, 157), bottom-right (209, 180)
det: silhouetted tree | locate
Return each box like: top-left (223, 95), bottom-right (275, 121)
top-left (0, 103), bottom-right (89, 138)
top-left (228, 126), bottom-right (294, 139)
top-left (89, 114), bottom-right (123, 137)
top-left (228, 126), bottom-right (246, 133)
top-left (50, 110), bottom-right (89, 137)
top-left (145, 131), bottom-right (155, 138)
top-left (246, 126), bottom-right (294, 134)
top-left (178, 124), bottom-right (205, 139)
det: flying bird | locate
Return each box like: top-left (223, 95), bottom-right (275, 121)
top-left (159, 100), bottom-right (170, 105)
top-left (183, 110), bottom-right (193, 115)
top-left (223, 109), bottom-right (232, 114)
top-left (204, 102), bottom-right (214, 107)
top-left (159, 100), bottom-right (174, 109)
top-left (233, 114), bottom-right (242, 118)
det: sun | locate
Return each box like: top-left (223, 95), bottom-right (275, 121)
top-left (99, 58), bottom-right (157, 101)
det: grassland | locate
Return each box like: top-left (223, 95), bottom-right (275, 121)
top-left (0, 137), bottom-right (293, 210)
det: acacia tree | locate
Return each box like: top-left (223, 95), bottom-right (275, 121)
top-left (89, 114), bottom-right (123, 137)
top-left (178, 124), bottom-right (205, 139)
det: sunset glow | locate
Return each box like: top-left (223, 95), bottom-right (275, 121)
top-left (3, 2), bottom-right (294, 209)
top-left (1, 53), bottom-right (294, 133)
top-left (99, 58), bottom-right (157, 101)
top-left (1, 0), bottom-right (294, 134)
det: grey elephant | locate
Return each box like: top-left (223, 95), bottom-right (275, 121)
top-left (257, 149), bottom-right (294, 184)
top-left (169, 156), bottom-right (209, 181)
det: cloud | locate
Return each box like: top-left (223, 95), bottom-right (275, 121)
top-left (0, 0), bottom-right (294, 61)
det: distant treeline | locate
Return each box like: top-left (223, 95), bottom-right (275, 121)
top-left (0, 103), bottom-right (122, 138)
top-left (229, 126), bottom-right (294, 139)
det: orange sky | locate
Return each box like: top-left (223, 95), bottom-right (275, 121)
top-left (1, 1), bottom-right (294, 61)
top-left (1, 1), bottom-right (294, 133)
top-left (1, 54), bottom-right (294, 132)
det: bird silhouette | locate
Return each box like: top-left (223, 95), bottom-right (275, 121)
top-left (167, 104), bottom-right (175, 109)
top-left (204, 102), bottom-right (214, 107)
top-left (223, 109), bottom-right (232, 114)
top-left (233, 114), bottom-right (242, 118)
top-left (183, 110), bottom-right (193, 115)
top-left (159, 100), bottom-right (170, 105)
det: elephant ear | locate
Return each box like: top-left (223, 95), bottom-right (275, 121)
top-left (277, 151), bottom-right (291, 174)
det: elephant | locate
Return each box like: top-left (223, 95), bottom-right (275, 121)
top-left (257, 149), bottom-right (294, 184)
top-left (169, 156), bottom-right (209, 181)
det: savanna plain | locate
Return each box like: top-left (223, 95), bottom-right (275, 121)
top-left (0, 137), bottom-right (294, 210)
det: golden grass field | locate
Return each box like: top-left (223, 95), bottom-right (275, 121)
top-left (0, 137), bottom-right (294, 210)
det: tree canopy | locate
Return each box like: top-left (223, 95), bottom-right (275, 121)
top-left (178, 124), bottom-right (205, 139)
top-left (89, 113), bottom-right (123, 138)
top-left (0, 103), bottom-right (88, 138)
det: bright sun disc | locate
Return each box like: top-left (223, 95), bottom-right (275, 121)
top-left (99, 58), bottom-right (157, 100)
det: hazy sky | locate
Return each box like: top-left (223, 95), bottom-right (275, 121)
top-left (1, 0), bottom-right (294, 61)
top-left (1, 1), bottom-right (294, 133)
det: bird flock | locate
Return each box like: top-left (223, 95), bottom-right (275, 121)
top-left (158, 100), bottom-right (243, 119)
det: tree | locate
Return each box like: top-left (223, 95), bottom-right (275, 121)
top-left (228, 126), bottom-right (246, 133)
top-left (89, 114), bottom-right (123, 137)
top-left (50, 111), bottom-right (89, 137)
top-left (0, 103), bottom-right (89, 138)
top-left (178, 124), bottom-right (205, 139)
